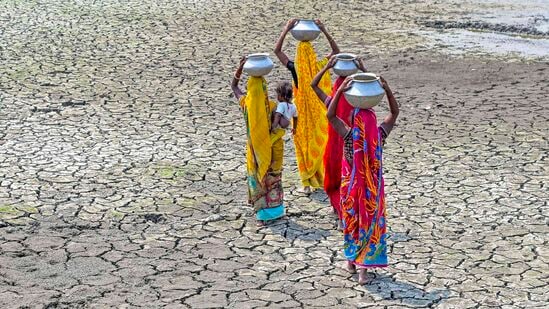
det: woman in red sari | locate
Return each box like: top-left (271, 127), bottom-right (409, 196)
top-left (326, 76), bottom-right (399, 284)
top-left (311, 56), bottom-right (368, 226)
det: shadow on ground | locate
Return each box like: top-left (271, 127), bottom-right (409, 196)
top-left (263, 218), bottom-right (332, 241)
top-left (364, 273), bottom-right (450, 306)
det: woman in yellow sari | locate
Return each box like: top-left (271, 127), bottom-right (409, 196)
top-left (274, 19), bottom-right (340, 194)
top-left (232, 57), bottom-right (286, 225)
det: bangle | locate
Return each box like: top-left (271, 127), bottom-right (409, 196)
top-left (234, 73), bottom-right (241, 80)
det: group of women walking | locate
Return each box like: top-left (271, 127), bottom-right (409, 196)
top-left (231, 19), bottom-right (400, 284)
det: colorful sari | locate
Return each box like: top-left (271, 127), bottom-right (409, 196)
top-left (341, 108), bottom-right (388, 268)
top-left (324, 77), bottom-right (354, 218)
top-left (240, 77), bottom-right (285, 221)
top-left (293, 41), bottom-right (331, 188)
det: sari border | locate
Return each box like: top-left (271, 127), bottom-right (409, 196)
top-left (256, 204), bottom-right (285, 221)
top-left (350, 261), bottom-right (389, 269)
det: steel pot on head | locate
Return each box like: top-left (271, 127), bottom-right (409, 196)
top-left (344, 73), bottom-right (385, 109)
top-left (290, 19), bottom-right (321, 42)
top-left (333, 53), bottom-right (359, 77)
top-left (243, 53), bottom-right (274, 77)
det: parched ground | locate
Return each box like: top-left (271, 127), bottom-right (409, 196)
top-left (0, 0), bottom-right (548, 308)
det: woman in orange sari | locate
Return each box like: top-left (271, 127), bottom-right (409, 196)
top-left (326, 76), bottom-right (399, 284)
top-left (274, 18), bottom-right (340, 194)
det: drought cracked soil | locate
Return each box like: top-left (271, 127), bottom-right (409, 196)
top-left (0, 0), bottom-right (548, 308)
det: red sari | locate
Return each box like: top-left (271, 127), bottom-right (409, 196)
top-left (323, 77), bottom-right (354, 218)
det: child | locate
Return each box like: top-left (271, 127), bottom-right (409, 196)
top-left (327, 76), bottom-right (399, 285)
top-left (271, 81), bottom-right (298, 134)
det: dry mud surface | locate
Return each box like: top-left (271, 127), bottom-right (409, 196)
top-left (0, 0), bottom-right (548, 308)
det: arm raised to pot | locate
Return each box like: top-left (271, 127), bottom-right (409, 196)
top-left (274, 18), bottom-right (298, 66)
top-left (311, 55), bottom-right (337, 105)
top-left (231, 56), bottom-right (246, 101)
top-left (327, 77), bottom-right (352, 138)
top-left (356, 57), bottom-right (368, 72)
top-left (315, 19), bottom-right (340, 59)
top-left (380, 76), bottom-right (399, 135)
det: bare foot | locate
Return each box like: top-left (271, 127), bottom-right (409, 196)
top-left (337, 219), bottom-right (344, 231)
top-left (358, 269), bottom-right (368, 285)
top-left (346, 261), bottom-right (356, 274)
top-left (256, 220), bottom-right (265, 227)
top-left (296, 186), bottom-right (312, 195)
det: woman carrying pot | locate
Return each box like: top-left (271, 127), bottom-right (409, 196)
top-left (311, 55), bottom-right (368, 226)
top-left (326, 76), bottom-right (399, 284)
top-left (232, 56), bottom-right (286, 226)
top-left (274, 18), bottom-right (340, 194)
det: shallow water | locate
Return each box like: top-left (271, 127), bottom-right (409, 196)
top-left (420, 0), bottom-right (549, 59)
top-left (470, 0), bottom-right (549, 33)
top-left (427, 29), bottom-right (549, 58)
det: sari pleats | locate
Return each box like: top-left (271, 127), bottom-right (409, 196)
top-left (293, 42), bottom-right (331, 188)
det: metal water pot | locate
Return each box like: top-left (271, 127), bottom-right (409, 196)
top-left (344, 73), bottom-right (385, 109)
top-left (290, 20), bottom-right (321, 42)
top-left (333, 53), bottom-right (359, 77)
top-left (243, 53), bottom-right (274, 77)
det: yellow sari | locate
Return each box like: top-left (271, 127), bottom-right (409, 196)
top-left (240, 77), bottom-right (285, 221)
top-left (293, 41), bottom-right (332, 188)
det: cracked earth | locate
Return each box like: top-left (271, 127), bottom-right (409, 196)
top-left (0, 0), bottom-right (547, 308)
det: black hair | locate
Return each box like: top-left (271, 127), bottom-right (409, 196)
top-left (276, 81), bottom-right (293, 101)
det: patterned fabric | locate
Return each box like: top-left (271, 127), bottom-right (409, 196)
top-left (343, 129), bottom-right (353, 165)
top-left (240, 78), bottom-right (285, 221)
top-left (344, 123), bottom-right (387, 166)
top-left (341, 108), bottom-right (388, 268)
top-left (293, 41), bottom-right (331, 188)
top-left (323, 77), bottom-right (354, 218)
